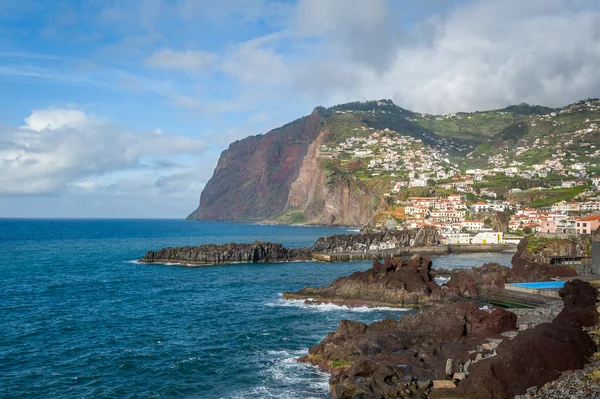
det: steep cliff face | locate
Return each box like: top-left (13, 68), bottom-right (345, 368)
top-left (286, 132), bottom-right (381, 225)
top-left (187, 111), bottom-right (323, 221)
top-left (188, 109), bottom-right (383, 225)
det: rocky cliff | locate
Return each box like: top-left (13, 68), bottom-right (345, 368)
top-left (188, 98), bottom-right (600, 225)
top-left (187, 111), bottom-right (324, 221)
top-left (187, 107), bottom-right (383, 225)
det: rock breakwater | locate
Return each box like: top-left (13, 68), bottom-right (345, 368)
top-left (311, 227), bottom-right (439, 253)
top-left (511, 235), bottom-right (591, 280)
top-left (140, 241), bottom-right (312, 266)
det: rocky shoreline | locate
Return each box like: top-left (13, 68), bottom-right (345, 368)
top-left (294, 274), bottom-right (598, 399)
top-left (284, 256), bottom-right (439, 308)
top-left (283, 235), bottom-right (600, 398)
top-left (139, 228), bottom-right (440, 266)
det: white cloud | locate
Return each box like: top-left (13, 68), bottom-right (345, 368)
top-left (221, 36), bottom-right (291, 85)
top-left (23, 108), bottom-right (88, 131)
top-left (199, 0), bottom-right (600, 114)
top-left (145, 49), bottom-right (217, 70)
top-left (283, 0), bottom-right (600, 113)
top-left (0, 109), bottom-right (206, 195)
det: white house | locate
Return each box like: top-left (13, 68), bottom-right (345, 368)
top-left (461, 221), bottom-right (485, 231)
top-left (503, 235), bottom-right (524, 245)
top-left (409, 178), bottom-right (428, 187)
top-left (471, 232), bottom-right (504, 245)
top-left (472, 202), bottom-right (490, 212)
top-left (441, 233), bottom-right (472, 245)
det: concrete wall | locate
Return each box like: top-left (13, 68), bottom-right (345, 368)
top-left (593, 242), bottom-right (600, 275)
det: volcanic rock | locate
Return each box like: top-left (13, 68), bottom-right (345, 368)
top-left (511, 236), bottom-right (589, 281)
top-left (303, 301), bottom-right (517, 399)
top-left (311, 227), bottom-right (439, 253)
top-left (441, 263), bottom-right (518, 298)
top-left (140, 241), bottom-right (312, 266)
top-left (431, 280), bottom-right (599, 399)
top-left (283, 256), bottom-right (439, 308)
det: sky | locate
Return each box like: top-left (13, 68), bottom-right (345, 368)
top-left (1, 0), bottom-right (599, 218)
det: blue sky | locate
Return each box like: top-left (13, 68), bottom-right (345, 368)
top-left (1, 0), bottom-right (599, 218)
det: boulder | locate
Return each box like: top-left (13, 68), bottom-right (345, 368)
top-left (553, 279), bottom-right (599, 328)
top-left (441, 263), bottom-right (517, 298)
top-left (397, 301), bottom-right (517, 343)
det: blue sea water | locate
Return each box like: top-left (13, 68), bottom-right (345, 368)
top-left (0, 219), bottom-right (514, 399)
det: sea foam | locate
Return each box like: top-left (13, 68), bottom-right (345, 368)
top-left (266, 295), bottom-right (410, 313)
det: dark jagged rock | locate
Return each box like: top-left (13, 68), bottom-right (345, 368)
top-left (302, 302), bottom-right (517, 399)
top-left (510, 236), bottom-right (588, 281)
top-left (283, 256), bottom-right (439, 308)
top-left (439, 263), bottom-right (518, 298)
top-left (311, 227), bottom-right (439, 253)
top-left (431, 280), bottom-right (599, 399)
top-left (140, 241), bottom-right (312, 266)
top-left (553, 279), bottom-right (599, 328)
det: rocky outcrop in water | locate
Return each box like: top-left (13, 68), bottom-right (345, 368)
top-left (511, 236), bottom-right (590, 281)
top-left (283, 256), bottom-right (440, 308)
top-left (311, 227), bottom-right (439, 253)
top-left (140, 241), bottom-right (312, 266)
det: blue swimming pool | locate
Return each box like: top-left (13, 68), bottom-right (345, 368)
top-left (509, 281), bottom-right (566, 289)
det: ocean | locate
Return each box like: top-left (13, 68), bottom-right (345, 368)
top-left (0, 219), bottom-right (514, 399)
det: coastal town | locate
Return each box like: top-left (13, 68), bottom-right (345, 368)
top-left (314, 101), bottom-right (600, 249)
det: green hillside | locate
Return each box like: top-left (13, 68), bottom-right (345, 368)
top-left (315, 98), bottom-right (600, 209)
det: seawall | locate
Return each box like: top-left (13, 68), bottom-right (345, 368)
top-left (312, 244), bottom-right (518, 262)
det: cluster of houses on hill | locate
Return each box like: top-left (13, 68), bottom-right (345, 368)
top-left (508, 206), bottom-right (600, 235)
top-left (466, 100), bottom-right (600, 171)
top-left (319, 127), bottom-right (462, 186)
top-left (403, 195), bottom-right (516, 232)
top-left (394, 194), bottom-right (600, 247)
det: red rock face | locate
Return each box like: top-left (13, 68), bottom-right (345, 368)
top-left (187, 111), bottom-right (323, 221)
top-left (187, 108), bottom-right (384, 225)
